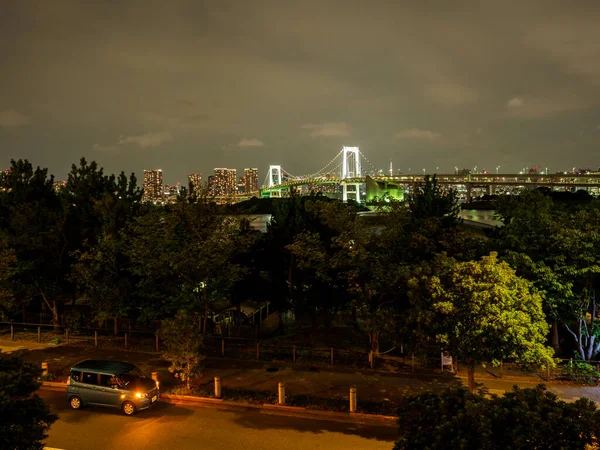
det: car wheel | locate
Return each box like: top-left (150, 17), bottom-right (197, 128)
top-left (69, 395), bottom-right (82, 410)
top-left (122, 401), bottom-right (136, 416)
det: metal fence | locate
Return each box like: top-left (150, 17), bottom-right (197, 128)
top-left (2, 321), bottom-right (599, 382)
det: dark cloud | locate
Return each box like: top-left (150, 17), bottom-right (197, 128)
top-left (1, 0), bottom-right (600, 181)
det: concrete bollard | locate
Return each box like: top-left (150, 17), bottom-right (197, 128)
top-left (214, 376), bottom-right (222, 398)
top-left (349, 387), bottom-right (357, 413)
top-left (41, 362), bottom-right (49, 377)
top-left (278, 382), bottom-right (285, 405)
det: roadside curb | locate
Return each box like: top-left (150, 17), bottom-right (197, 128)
top-left (39, 382), bottom-right (397, 425)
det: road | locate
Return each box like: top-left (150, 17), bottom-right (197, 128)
top-left (39, 391), bottom-right (397, 450)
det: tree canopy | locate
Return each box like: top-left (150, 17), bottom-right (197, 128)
top-left (0, 353), bottom-right (58, 450)
top-left (395, 384), bottom-right (600, 450)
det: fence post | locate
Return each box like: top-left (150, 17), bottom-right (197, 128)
top-left (221, 339), bottom-right (225, 357)
top-left (155, 332), bottom-right (159, 352)
top-left (256, 342), bottom-right (260, 360)
top-left (292, 344), bottom-right (296, 363)
top-left (10, 324), bottom-right (14, 341)
top-left (278, 382), bottom-right (285, 405)
top-left (124, 333), bottom-right (128, 350)
top-left (38, 326), bottom-right (41, 343)
top-left (349, 387), bottom-right (357, 413)
top-left (330, 347), bottom-right (334, 367)
top-left (214, 376), bottom-right (222, 398)
top-left (41, 362), bottom-right (49, 377)
top-left (65, 329), bottom-right (69, 345)
top-left (94, 330), bottom-right (98, 347)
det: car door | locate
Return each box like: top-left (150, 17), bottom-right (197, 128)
top-left (98, 374), bottom-right (123, 407)
top-left (80, 372), bottom-right (103, 405)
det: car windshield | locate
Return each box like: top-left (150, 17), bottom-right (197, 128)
top-left (117, 367), bottom-right (147, 388)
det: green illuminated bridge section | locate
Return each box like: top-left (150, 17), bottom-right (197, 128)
top-left (260, 173), bottom-right (600, 203)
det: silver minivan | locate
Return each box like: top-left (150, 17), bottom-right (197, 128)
top-left (67, 359), bottom-right (159, 415)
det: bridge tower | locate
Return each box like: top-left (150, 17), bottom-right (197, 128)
top-left (341, 146), bottom-right (362, 203)
top-left (268, 165), bottom-right (283, 198)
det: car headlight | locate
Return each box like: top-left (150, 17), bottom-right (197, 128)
top-left (135, 392), bottom-right (144, 399)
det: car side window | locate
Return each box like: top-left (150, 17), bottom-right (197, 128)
top-left (70, 370), bottom-right (81, 382)
top-left (82, 372), bottom-right (99, 385)
top-left (100, 374), bottom-right (119, 388)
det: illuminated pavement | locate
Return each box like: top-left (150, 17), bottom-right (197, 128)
top-left (40, 391), bottom-right (397, 450)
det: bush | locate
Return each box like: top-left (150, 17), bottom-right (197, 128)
top-left (39, 373), bottom-right (56, 382)
top-left (0, 353), bottom-right (58, 450)
top-left (394, 385), bottom-right (600, 450)
top-left (563, 360), bottom-right (600, 384)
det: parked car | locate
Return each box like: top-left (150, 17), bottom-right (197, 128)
top-left (66, 359), bottom-right (159, 415)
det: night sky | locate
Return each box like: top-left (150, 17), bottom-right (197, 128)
top-left (2, 1), bottom-right (600, 184)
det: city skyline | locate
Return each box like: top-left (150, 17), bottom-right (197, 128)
top-left (2, 2), bottom-right (600, 185)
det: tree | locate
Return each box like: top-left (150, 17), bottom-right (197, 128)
top-left (395, 385), bottom-right (600, 450)
top-left (125, 200), bottom-right (255, 331)
top-left (0, 160), bottom-right (69, 329)
top-left (289, 200), bottom-right (407, 352)
top-left (407, 253), bottom-right (554, 391)
top-left (160, 311), bottom-right (205, 390)
top-left (0, 234), bottom-right (17, 320)
top-left (493, 191), bottom-right (600, 359)
top-left (71, 232), bottom-right (139, 333)
top-left (0, 353), bottom-right (58, 450)
top-left (409, 175), bottom-right (461, 229)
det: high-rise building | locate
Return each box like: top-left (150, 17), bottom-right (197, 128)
top-left (143, 169), bottom-right (163, 203)
top-left (163, 184), bottom-right (180, 203)
top-left (53, 180), bottom-right (68, 192)
top-left (207, 175), bottom-right (216, 195)
top-left (212, 168), bottom-right (237, 195)
top-left (244, 168), bottom-right (259, 193)
top-left (188, 173), bottom-right (202, 196)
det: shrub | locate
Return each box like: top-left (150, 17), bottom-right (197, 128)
top-left (394, 385), bottom-right (600, 450)
top-left (563, 359), bottom-right (600, 385)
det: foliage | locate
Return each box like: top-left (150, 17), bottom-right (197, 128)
top-left (394, 385), bottom-right (600, 450)
top-left (407, 252), bottom-right (554, 390)
top-left (493, 191), bottom-right (600, 360)
top-left (71, 232), bottom-right (137, 327)
top-left (160, 311), bottom-right (205, 390)
top-left (563, 358), bottom-right (600, 385)
top-left (125, 200), bottom-right (255, 329)
top-left (0, 159), bottom-right (69, 328)
top-left (409, 175), bottom-right (461, 229)
top-left (288, 199), bottom-right (408, 351)
top-left (0, 353), bottom-right (58, 450)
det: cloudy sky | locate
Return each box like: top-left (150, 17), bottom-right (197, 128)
top-left (2, 1), bottom-right (600, 184)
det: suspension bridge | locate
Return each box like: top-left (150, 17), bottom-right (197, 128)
top-left (258, 147), bottom-right (600, 203)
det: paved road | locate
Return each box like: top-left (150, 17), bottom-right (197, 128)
top-left (40, 391), bottom-right (397, 450)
